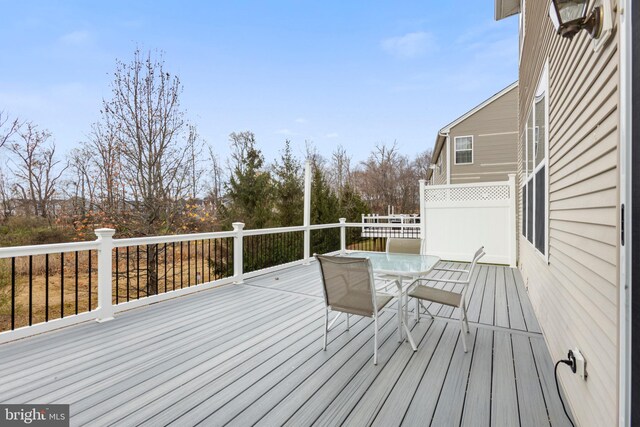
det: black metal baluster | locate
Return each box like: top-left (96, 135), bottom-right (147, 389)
top-left (208, 239), bottom-right (211, 282)
top-left (126, 247), bottom-right (130, 302)
top-left (45, 254), bottom-right (49, 321)
top-left (115, 248), bottom-right (119, 303)
top-left (146, 245), bottom-right (150, 296)
top-left (164, 243), bottom-right (168, 293)
top-left (172, 242), bottom-right (176, 291)
top-left (188, 241), bottom-right (191, 287)
top-left (214, 238), bottom-right (218, 279)
top-left (227, 237), bottom-right (232, 278)
top-left (88, 250), bottom-right (92, 311)
top-left (155, 243), bottom-right (159, 293)
top-left (180, 241), bottom-right (184, 288)
top-left (28, 255), bottom-right (33, 326)
top-left (194, 240), bottom-right (198, 285)
top-left (75, 251), bottom-right (79, 315)
top-left (201, 239), bottom-right (205, 282)
top-left (60, 253), bottom-right (64, 318)
top-left (11, 257), bottom-right (15, 330)
top-left (136, 246), bottom-right (140, 299)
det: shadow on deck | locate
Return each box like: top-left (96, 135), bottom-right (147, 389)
top-left (0, 261), bottom-right (573, 426)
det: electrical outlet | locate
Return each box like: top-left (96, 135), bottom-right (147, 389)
top-left (572, 348), bottom-right (587, 380)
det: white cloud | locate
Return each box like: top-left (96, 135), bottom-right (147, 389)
top-left (276, 128), bottom-right (294, 135)
top-left (295, 117), bottom-right (308, 124)
top-left (325, 132), bottom-right (339, 138)
top-left (381, 31), bottom-right (434, 59)
top-left (59, 30), bottom-right (91, 46)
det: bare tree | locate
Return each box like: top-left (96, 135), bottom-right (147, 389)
top-left (206, 145), bottom-right (225, 217)
top-left (0, 111), bottom-right (21, 149)
top-left (7, 123), bottom-right (66, 219)
top-left (328, 145), bottom-right (352, 198)
top-left (0, 164), bottom-right (14, 218)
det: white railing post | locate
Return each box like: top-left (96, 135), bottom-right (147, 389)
top-left (339, 218), bottom-right (347, 255)
top-left (419, 179), bottom-right (426, 240)
top-left (95, 228), bottom-right (115, 322)
top-left (508, 174), bottom-right (517, 267)
top-left (232, 222), bottom-right (245, 283)
top-left (303, 160), bottom-right (312, 265)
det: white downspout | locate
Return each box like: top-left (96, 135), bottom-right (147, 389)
top-left (439, 130), bottom-right (451, 185)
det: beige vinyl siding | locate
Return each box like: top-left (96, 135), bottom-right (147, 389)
top-left (517, 1), bottom-right (620, 426)
top-left (432, 142), bottom-right (448, 185)
top-left (449, 86), bottom-right (518, 184)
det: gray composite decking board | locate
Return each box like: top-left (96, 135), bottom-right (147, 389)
top-left (89, 302), bottom-right (341, 427)
top-left (0, 263), bottom-right (570, 427)
top-left (494, 266), bottom-right (510, 329)
top-left (185, 312), bottom-right (401, 427)
top-left (466, 265), bottom-right (490, 323)
top-left (491, 331), bottom-right (520, 427)
top-left (425, 329), bottom-right (478, 427)
top-left (287, 320), bottom-right (441, 427)
top-left (461, 328), bottom-right (493, 427)
top-left (321, 320), bottom-right (439, 427)
top-left (67, 295), bottom-right (318, 421)
top-left (138, 314), bottom-right (375, 427)
top-left (0, 287), bottom-right (286, 391)
top-left (479, 265), bottom-right (497, 325)
top-left (512, 334), bottom-right (551, 427)
top-left (512, 269), bottom-right (542, 333)
top-left (505, 266), bottom-right (527, 331)
top-left (0, 282), bottom-right (242, 364)
top-left (371, 321), bottom-right (456, 427)
top-left (529, 337), bottom-right (575, 427)
top-left (4, 290), bottom-right (304, 403)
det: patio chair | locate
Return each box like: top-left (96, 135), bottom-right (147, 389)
top-left (386, 238), bottom-right (424, 255)
top-left (407, 246), bottom-right (485, 353)
top-left (316, 254), bottom-right (396, 365)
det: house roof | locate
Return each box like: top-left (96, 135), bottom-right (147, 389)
top-left (426, 81), bottom-right (518, 180)
top-left (495, 0), bottom-right (521, 20)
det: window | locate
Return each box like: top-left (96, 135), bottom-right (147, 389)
top-left (454, 136), bottom-right (473, 164)
top-left (521, 65), bottom-right (548, 258)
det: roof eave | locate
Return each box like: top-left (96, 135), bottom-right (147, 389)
top-left (495, 0), bottom-right (521, 21)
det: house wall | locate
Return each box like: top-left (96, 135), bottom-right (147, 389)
top-left (431, 139), bottom-right (448, 185)
top-left (448, 86), bottom-right (518, 184)
top-left (517, 1), bottom-right (620, 426)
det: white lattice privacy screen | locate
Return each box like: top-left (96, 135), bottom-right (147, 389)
top-left (420, 177), bottom-right (516, 266)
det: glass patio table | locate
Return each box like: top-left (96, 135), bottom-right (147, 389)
top-left (343, 251), bottom-right (440, 351)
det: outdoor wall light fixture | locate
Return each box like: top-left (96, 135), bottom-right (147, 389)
top-left (549, 0), bottom-right (603, 39)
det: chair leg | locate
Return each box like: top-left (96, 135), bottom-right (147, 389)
top-left (463, 304), bottom-right (470, 333)
top-left (419, 301), bottom-right (435, 319)
top-left (415, 299), bottom-right (420, 323)
top-left (323, 307), bottom-right (328, 351)
top-left (373, 316), bottom-right (379, 365)
top-left (460, 310), bottom-right (468, 353)
top-left (346, 313), bottom-right (350, 330)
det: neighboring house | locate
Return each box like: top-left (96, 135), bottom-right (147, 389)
top-left (495, 0), bottom-right (636, 426)
top-left (427, 82), bottom-right (518, 185)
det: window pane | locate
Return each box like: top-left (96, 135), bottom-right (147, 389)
top-left (456, 150), bottom-right (472, 164)
top-left (527, 180), bottom-right (533, 243)
top-left (455, 137), bottom-right (472, 150)
top-left (527, 111), bottom-right (534, 175)
top-left (535, 95), bottom-right (546, 167)
top-left (535, 167), bottom-right (546, 254)
top-left (522, 186), bottom-right (527, 237)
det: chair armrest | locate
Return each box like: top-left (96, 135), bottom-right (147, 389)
top-left (375, 279), bottom-right (399, 293)
top-left (433, 268), bottom-right (469, 274)
top-left (412, 277), bottom-right (468, 285)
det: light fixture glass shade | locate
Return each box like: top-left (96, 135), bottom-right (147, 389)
top-left (554, 0), bottom-right (589, 25)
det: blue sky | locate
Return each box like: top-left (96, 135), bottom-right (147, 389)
top-left (0, 1), bottom-right (518, 164)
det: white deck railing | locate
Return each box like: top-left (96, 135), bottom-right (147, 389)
top-left (0, 220), bottom-right (421, 343)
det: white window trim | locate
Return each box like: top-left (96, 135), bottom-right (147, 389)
top-left (454, 135), bottom-right (474, 165)
top-left (521, 62), bottom-right (549, 263)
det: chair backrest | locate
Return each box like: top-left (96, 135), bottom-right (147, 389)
top-left (460, 246), bottom-right (486, 302)
top-left (315, 255), bottom-right (377, 317)
top-left (386, 238), bottom-right (423, 255)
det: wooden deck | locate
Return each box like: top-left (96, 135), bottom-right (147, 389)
top-left (0, 261), bottom-right (574, 426)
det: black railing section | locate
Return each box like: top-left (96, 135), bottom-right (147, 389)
top-left (0, 250), bottom-right (97, 333)
top-left (310, 228), bottom-right (341, 255)
top-left (346, 226), bottom-right (420, 252)
top-left (113, 237), bottom-right (233, 304)
top-left (243, 231), bottom-right (304, 273)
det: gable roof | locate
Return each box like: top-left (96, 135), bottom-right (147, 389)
top-left (427, 81), bottom-right (518, 180)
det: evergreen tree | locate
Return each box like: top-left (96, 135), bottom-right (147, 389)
top-left (309, 160), bottom-right (340, 253)
top-left (221, 131), bottom-right (273, 229)
top-left (273, 140), bottom-right (303, 227)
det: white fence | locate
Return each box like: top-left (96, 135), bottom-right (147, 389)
top-left (360, 214), bottom-right (420, 238)
top-left (420, 175), bottom-right (516, 266)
